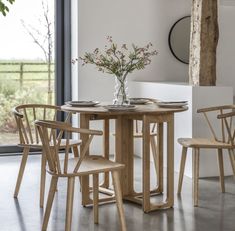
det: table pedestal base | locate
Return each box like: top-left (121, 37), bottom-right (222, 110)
top-left (80, 112), bottom-right (175, 212)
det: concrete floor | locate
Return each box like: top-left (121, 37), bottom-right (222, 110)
top-left (0, 155), bottom-right (235, 231)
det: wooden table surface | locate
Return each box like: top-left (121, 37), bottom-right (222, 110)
top-left (62, 103), bottom-right (187, 115)
top-left (62, 103), bottom-right (188, 212)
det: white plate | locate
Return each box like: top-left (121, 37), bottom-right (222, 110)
top-left (66, 101), bottom-right (100, 107)
top-left (129, 98), bottom-right (149, 105)
top-left (157, 101), bottom-right (188, 108)
top-left (103, 105), bottom-right (137, 111)
top-left (158, 100), bottom-right (188, 104)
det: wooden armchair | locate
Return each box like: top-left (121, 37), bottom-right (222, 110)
top-left (177, 105), bottom-right (235, 206)
top-left (35, 120), bottom-right (126, 231)
top-left (13, 104), bottom-right (81, 207)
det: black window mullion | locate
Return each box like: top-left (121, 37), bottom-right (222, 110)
top-left (55, 0), bottom-right (72, 122)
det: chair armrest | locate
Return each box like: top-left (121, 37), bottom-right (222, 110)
top-left (35, 120), bottom-right (103, 136)
top-left (12, 107), bottom-right (23, 118)
top-left (197, 105), bottom-right (235, 113)
top-left (217, 111), bottom-right (235, 119)
top-left (72, 127), bottom-right (103, 136)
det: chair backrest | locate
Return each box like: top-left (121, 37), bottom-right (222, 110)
top-left (197, 105), bottom-right (235, 144)
top-left (35, 120), bottom-right (103, 175)
top-left (13, 104), bottom-right (71, 146)
top-left (217, 110), bottom-right (235, 146)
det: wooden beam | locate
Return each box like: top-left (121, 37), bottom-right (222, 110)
top-left (189, 0), bottom-right (219, 86)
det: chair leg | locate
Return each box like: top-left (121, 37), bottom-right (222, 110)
top-left (217, 149), bottom-right (225, 193)
top-left (93, 174), bottom-right (99, 224)
top-left (65, 177), bottom-right (75, 231)
top-left (112, 170), bottom-right (126, 231)
top-left (40, 150), bottom-right (47, 207)
top-left (192, 148), bottom-right (200, 207)
top-left (72, 145), bottom-right (79, 158)
top-left (14, 147), bottom-right (30, 198)
top-left (102, 119), bottom-right (110, 189)
top-left (228, 149), bottom-right (235, 176)
top-left (42, 176), bottom-right (58, 231)
top-left (73, 146), bottom-right (82, 189)
top-left (177, 147), bottom-right (188, 194)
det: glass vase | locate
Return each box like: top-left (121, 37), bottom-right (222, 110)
top-left (113, 76), bottom-right (130, 105)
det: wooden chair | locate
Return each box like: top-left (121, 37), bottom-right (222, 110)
top-left (177, 105), bottom-right (235, 206)
top-left (35, 120), bottom-right (126, 231)
top-left (13, 104), bottom-right (81, 207)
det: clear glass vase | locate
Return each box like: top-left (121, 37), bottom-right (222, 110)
top-left (113, 76), bottom-right (130, 105)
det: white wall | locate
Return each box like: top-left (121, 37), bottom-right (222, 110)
top-left (75, 0), bottom-right (191, 103)
top-left (73, 1), bottom-right (235, 102)
top-left (218, 5), bottom-right (235, 102)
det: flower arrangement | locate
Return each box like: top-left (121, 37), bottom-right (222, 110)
top-left (73, 36), bottom-right (158, 105)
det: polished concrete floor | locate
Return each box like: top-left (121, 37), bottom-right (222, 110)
top-left (0, 155), bottom-right (235, 231)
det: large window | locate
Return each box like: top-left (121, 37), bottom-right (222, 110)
top-left (0, 0), bottom-right (72, 154)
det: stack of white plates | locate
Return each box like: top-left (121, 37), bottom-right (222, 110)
top-left (156, 101), bottom-right (188, 108)
top-left (65, 101), bottom-right (100, 107)
top-left (103, 105), bottom-right (137, 111)
top-left (129, 98), bottom-right (149, 105)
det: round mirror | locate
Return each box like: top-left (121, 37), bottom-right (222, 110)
top-left (168, 16), bottom-right (191, 64)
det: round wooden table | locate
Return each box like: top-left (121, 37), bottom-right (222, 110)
top-left (62, 103), bottom-right (187, 212)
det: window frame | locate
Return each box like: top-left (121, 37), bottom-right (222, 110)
top-left (0, 0), bottom-right (72, 155)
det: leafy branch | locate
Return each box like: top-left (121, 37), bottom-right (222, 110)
top-left (73, 36), bottom-right (158, 80)
top-left (0, 0), bottom-right (15, 16)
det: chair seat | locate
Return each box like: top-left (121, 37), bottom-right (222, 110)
top-left (178, 138), bottom-right (232, 149)
top-left (113, 131), bottom-right (157, 138)
top-left (48, 155), bottom-right (125, 177)
top-left (19, 139), bottom-right (82, 149)
top-left (133, 131), bottom-right (157, 138)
